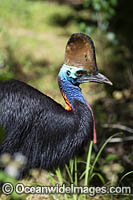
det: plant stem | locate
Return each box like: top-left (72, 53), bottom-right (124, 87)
top-left (72, 157), bottom-right (78, 200)
top-left (74, 157), bottom-right (78, 186)
top-left (84, 140), bottom-right (93, 186)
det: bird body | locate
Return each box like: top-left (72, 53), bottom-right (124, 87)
top-left (0, 78), bottom-right (93, 172)
top-left (0, 33), bottom-right (112, 175)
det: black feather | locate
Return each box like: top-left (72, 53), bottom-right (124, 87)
top-left (0, 79), bottom-right (93, 175)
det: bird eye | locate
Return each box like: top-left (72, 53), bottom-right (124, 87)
top-left (76, 70), bottom-right (84, 77)
top-left (67, 70), bottom-right (71, 76)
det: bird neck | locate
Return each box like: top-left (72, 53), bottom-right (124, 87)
top-left (58, 65), bottom-right (97, 144)
top-left (58, 78), bottom-right (87, 111)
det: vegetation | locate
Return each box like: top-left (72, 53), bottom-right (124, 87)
top-left (0, 0), bottom-right (132, 199)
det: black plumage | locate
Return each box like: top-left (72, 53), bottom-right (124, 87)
top-left (0, 79), bottom-right (93, 173)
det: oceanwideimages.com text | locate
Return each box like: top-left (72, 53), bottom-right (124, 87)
top-left (1, 183), bottom-right (132, 196)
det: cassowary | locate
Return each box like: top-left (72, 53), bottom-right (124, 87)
top-left (0, 33), bottom-right (112, 175)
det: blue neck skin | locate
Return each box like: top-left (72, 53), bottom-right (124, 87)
top-left (58, 64), bottom-right (87, 109)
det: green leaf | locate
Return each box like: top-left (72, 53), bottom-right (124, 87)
top-left (111, 0), bottom-right (117, 6)
top-left (120, 171), bottom-right (133, 183)
top-left (65, 164), bottom-right (73, 183)
top-left (105, 153), bottom-right (117, 161)
top-left (90, 172), bottom-right (105, 184)
top-left (55, 168), bottom-right (64, 185)
top-left (48, 174), bottom-right (58, 185)
top-left (84, 140), bottom-right (93, 186)
top-left (74, 157), bottom-right (78, 186)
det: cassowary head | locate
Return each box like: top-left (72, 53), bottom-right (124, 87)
top-left (59, 33), bottom-right (112, 86)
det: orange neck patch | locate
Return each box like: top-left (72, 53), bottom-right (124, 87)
top-left (62, 93), bottom-right (72, 111)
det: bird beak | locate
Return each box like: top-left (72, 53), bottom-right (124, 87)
top-left (87, 72), bottom-right (113, 85)
top-left (77, 72), bottom-right (113, 85)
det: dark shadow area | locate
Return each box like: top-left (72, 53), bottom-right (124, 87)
top-left (50, 12), bottom-right (97, 27)
top-left (90, 0), bottom-right (133, 187)
top-left (49, 13), bottom-right (75, 27)
top-left (28, 0), bottom-right (84, 6)
top-left (110, 0), bottom-right (133, 51)
top-left (93, 95), bottom-right (133, 186)
top-left (106, 0), bottom-right (133, 92)
top-left (0, 127), bottom-right (5, 144)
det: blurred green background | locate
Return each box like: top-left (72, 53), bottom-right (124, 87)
top-left (0, 0), bottom-right (133, 198)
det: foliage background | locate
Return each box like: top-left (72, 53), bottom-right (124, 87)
top-left (0, 0), bottom-right (133, 199)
